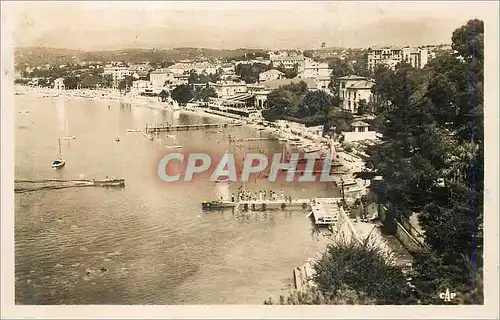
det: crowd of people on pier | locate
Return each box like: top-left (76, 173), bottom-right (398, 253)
top-left (231, 188), bottom-right (293, 203)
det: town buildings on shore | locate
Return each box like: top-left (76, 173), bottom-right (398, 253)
top-left (258, 69), bottom-right (285, 82)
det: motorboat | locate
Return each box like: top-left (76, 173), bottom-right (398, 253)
top-left (201, 200), bottom-right (236, 211)
top-left (51, 159), bottom-right (65, 169)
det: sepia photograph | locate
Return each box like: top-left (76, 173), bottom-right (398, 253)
top-left (1, 1), bottom-right (499, 318)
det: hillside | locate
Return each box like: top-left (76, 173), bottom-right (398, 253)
top-left (14, 47), bottom-right (269, 69)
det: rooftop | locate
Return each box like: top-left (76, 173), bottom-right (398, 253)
top-left (338, 75), bottom-right (370, 81)
top-left (262, 77), bottom-right (317, 90)
top-left (260, 69), bottom-right (284, 75)
top-left (351, 121), bottom-right (370, 127)
top-left (346, 80), bottom-right (374, 90)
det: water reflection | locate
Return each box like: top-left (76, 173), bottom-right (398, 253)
top-left (55, 95), bottom-right (66, 132)
top-left (15, 95), bottom-right (338, 305)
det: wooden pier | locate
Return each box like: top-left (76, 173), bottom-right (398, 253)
top-left (230, 137), bottom-right (280, 142)
top-left (15, 178), bottom-right (125, 193)
top-left (145, 122), bottom-right (242, 133)
top-left (235, 199), bottom-right (311, 211)
top-left (309, 198), bottom-right (342, 226)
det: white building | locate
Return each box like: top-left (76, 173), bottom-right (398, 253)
top-left (270, 54), bottom-right (305, 70)
top-left (367, 46), bottom-right (429, 71)
top-left (102, 66), bottom-right (132, 82)
top-left (258, 69), bottom-right (285, 82)
top-left (209, 81), bottom-right (247, 98)
top-left (166, 62), bottom-right (219, 75)
top-left (342, 121), bottom-right (379, 142)
top-left (297, 60), bottom-right (332, 91)
top-left (150, 68), bottom-right (189, 93)
top-left (247, 84), bottom-right (271, 109)
top-left (131, 80), bottom-right (153, 94)
top-left (53, 78), bottom-right (65, 90)
top-left (338, 75), bottom-right (375, 113)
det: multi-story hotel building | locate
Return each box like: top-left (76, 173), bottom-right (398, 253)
top-left (367, 46), bottom-right (429, 71)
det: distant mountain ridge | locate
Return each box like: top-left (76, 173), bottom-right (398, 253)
top-left (14, 47), bottom-right (271, 68)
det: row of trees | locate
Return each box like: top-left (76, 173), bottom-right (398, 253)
top-left (235, 62), bottom-right (273, 83)
top-left (365, 19), bottom-right (484, 304)
top-left (170, 84), bottom-right (217, 104)
top-left (262, 81), bottom-right (361, 134)
top-left (187, 69), bottom-right (223, 84)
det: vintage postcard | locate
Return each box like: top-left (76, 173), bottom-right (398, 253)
top-left (1, 1), bottom-right (499, 319)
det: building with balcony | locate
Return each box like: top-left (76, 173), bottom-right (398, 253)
top-left (131, 80), bottom-right (153, 94)
top-left (209, 81), bottom-right (248, 98)
top-left (150, 68), bottom-right (189, 93)
top-left (338, 75), bottom-right (374, 113)
top-left (367, 46), bottom-right (429, 71)
top-left (297, 61), bottom-right (332, 91)
top-left (102, 66), bottom-right (132, 84)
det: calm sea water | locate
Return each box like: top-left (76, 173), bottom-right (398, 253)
top-left (14, 94), bottom-right (339, 305)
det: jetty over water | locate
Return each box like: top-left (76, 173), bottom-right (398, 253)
top-left (15, 178), bottom-right (125, 193)
top-left (235, 199), bottom-right (311, 211)
top-left (203, 197), bottom-right (346, 228)
top-left (145, 122), bottom-right (242, 133)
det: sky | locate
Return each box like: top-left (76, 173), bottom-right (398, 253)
top-left (7, 1), bottom-right (494, 51)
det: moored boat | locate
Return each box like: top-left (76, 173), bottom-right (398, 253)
top-left (201, 200), bottom-right (236, 210)
top-left (51, 138), bottom-right (65, 169)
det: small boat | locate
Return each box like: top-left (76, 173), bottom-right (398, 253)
top-left (51, 138), bottom-right (65, 169)
top-left (165, 145), bottom-right (183, 149)
top-left (93, 178), bottom-right (125, 187)
top-left (201, 200), bottom-right (236, 211)
top-left (114, 137), bottom-right (120, 142)
top-left (127, 129), bottom-right (141, 133)
top-left (61, 136), bottom-right (76, 140)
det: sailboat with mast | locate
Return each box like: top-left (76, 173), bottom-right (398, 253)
top-left (51, 138), bottom-right (65, 169)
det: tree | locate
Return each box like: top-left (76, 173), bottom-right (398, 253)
top-left (235, 62), bottom-right (271, 84)
top-left (80, 73), bottom-right (100, 89)
top-left (101, 74), bottom-right (113, 88)
top-left (265, 235), bottom-right (416, 305)
top-left (195, 85), bottom-right (217, 102)
top-left (170, 84), bottom-right (194, 104)
top-left (158, 89), bottom-right (169, 102)
top-left (324, 108), bottom-right (353, 135)
top-left (297, 91), bottom-right (333, 118)
top-left (262, 89), bottom-right (294, 121)
top-left (303, 50), bottom-right (314, 58)
top-left (367, 19), bottom-right (484, 304)
top-left (357, 99), bottom-right (370, 115)
top-left (63, 76), bottom-right (80, 90)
